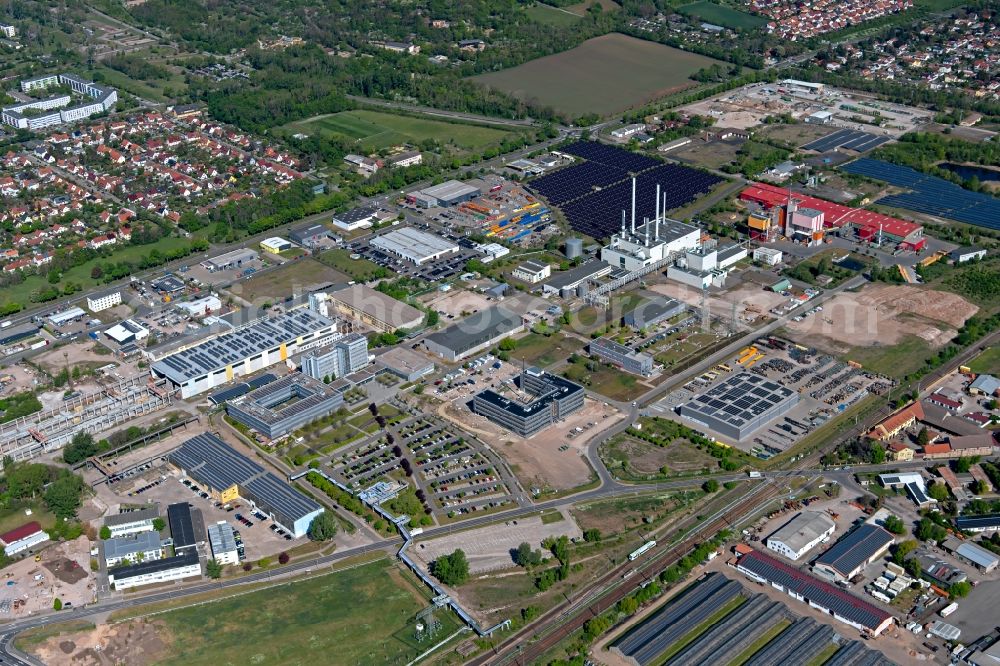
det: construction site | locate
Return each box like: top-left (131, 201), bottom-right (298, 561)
top-left (0, 376), bottom-right (173, 462)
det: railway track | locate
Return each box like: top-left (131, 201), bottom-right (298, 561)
top-left (473, 482), bottom-right (783, 666)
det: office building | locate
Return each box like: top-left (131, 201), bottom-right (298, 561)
top-left (0, 522), bottom-right (48, 556)
top-left (753, 247), bottom-right (783, 266)
top-left (150, 308), bottom-right (337, 398)
top-left (226, 373), bottom-right (344, 439)
top-left (472, 368), bottom-right (584, 437)
top-left (169, 433), bottom-right (323, 537)
top-left (327, 284), bottom-right (424, 333)
top-left (813, 524), bottom-right (894, 582)
top-left (107, 549), bottom-right (201, 590)
top-left (201, 248), bottom-right (259, 273)
top-left (589, 337), bottom-right (653, 376)
top-left (376, 347), bottom-right (435, 381)
top-left (208, 522), bottom-right (240, 566)
top-left (678, 373), bottom-right (799, 441)
top-left (103, 531), bottom-right (163, 567)
top-left (370, 228), bottom-right (459, 265)
top-left (300, 333), bottom-right (370, 381)
top-left (512, 261), bottom-right (551, 284)
top-left (424, 306), bottom-right (524, 362)
top-left (104, 505), bottom-right (159, 538)
top-left (765, 511), bottom-right (836, 561)
top-left (86, 291), bottom-right (122, 313)
top-left (623, 298), bottom-right (685, 330)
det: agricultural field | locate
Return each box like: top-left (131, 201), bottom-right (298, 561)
top-left (470, 33), bottom-right (724, 117)
top-left (19, 558), bottom-right (458, 666)
top-left (677, 1), bottom-right (768, 29)
top-left (281, 110), bottom-right (518, 152)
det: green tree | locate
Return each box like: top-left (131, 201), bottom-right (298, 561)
top-left (432, 549), bottom-right (469, 586)
top-left (916, 427), bottom-right (930, 447)
top-left (583, 528), bottom-right (601, 542)
top-left (927, 481), bottom-right (950, 502)
top-left (206, 559), bottom-right (223, 579)
top-left (702, 479), bottom-right (719, 493)
top-left (152, 517), bottom-right (166, 532)
top-left (43, 472), bottom-right (85, 519)
top-left (498, 337), bottom-right (516, 351)
top-left (891, 539), bottom-right (918, 565)
top-left (62, 432), bottom-right (98, 465)
top-left (883, 515), bottom-right (905, 535)
top-left (307, 511), bottom-right (338, 541)
top-left (950, 580), bottom-right (972, 598)
top-left (99, 525), bottom-right (111, 540)
top-left (955, 457), bottom-right (973, 473)
top-left (513, 542), bottom-right (541, 567)
top-left (870, 443), bottom-right (885, 464)
top-left (53, 598), bottom-right (62, 611)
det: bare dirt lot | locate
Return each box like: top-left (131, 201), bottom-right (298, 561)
top-left (784, 283), bottom-right (978, 348)
top-left (0, 537), bottom-right (96, 620)
top-left (440, 397), bottom-right (623, 491)
top-left (409, 512), bottom-right (582, 574)
top-left (421, 288), bottom-right (492, 320)
top-left (26, 617), bottom-right (170, 666)
top-left (649, 278), bottom-right (788, 325)
top-left (33, 342), bottom-right (122, 376)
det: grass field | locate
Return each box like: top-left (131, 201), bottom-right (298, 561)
top-left (564, 0), bottom-right (621, 15)
top-left (677, 1), bottom-right (767, 29)
top-left (969, 346), bottom-right (1000, 374)
top-left (150, 559), bottom-right (456, 665)
top-left (470, 33), bottom-right (723, 117)
top-left (843, 335), bottom-right (932, 378)
top-left (510, 331), bottom-right (585, 367)
top-left (237, 258), bottom-right (347, 303)
top-left (282, 110), bottom-right (517, 152)
top-left (317, 248), bottom-right (387, 282)
top-left (525, 3), bottom-right (581, 26)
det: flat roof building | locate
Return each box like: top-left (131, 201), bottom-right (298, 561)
top-left (208, 521), bottom-right (239, 566)
top-left (150, 308), bottom-right (337, 398)
top-left (327, 284), bottom-right (424, 333)
top-left (589, 337), bottom-right (653, 376)
top-left (108, 549), bottom-right (200, 590)
top-left (202, 248), bottom-right (259, 272)
top-left (86, 291), bottom-right (122, 313)
top-left (766, 511), bottom-right (836, 561)
top-left (103, 531), bottom-right (163, 567)
top-left (813, 524), bottom-right (894, 582)
top-left (289, 223), bottom-right (330, 247)
top-left (512, 260), bottom-right (550, 284)
top-left (225, 373), bottom-right (344, 440)
top-left (472, 368), bottom-right (584, 437)
top-left (376, 347), bottom-right (435, 382)
top-left (332, 206), bottom-right (378, 231)
top-left (677, 373), bottom-right (799, 441)
top-left (424, 306), bottom-right (524, 362)
top-left (300, 332), bottom-right (369, 382)
top-left (412, 180), bottom-right (480, 207)
top-left (168, 433), bottom-right (322, 537)
top-left (623, 297), bottom-right (686, 330)
top-left (541, 261), bottom-right (612, 295)
top-left (105, 319), bottom-right (150, 345)
top-left (735, 548), bottom-right (893, 637)
top-left (104, 505), bottom-right (159, 538)
top-left (370, 228), bottom-right (459, 265)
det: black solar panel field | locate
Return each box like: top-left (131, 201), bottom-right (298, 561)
top-left (841, 158), bottom-right (1000, 231)
top-left (802, 128), bottom-right (889, 153)
top-left (529, 142), bottom-right (722, 239)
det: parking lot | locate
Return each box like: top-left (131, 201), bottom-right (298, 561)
top-left (343, 229), bottom-right (481, 282)
top-left (654, 336), bottom-right (893, 456)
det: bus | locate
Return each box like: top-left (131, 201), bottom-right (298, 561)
top-left (628, 540), bottom-right (656, 561)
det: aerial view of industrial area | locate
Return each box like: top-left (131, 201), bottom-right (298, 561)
top-left (0, 0), bottom-right (999, 665)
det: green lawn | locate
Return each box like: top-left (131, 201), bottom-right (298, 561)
top-left (317, 248), bottom-right (388, 282)
top-left (510, 331), bottom-right (585, 367)
top-left (842, 335), bottom-right (932, 378)
top-left (525, 3), bottom-right (581, 26)
top-left (968, 346), bottom-right (1000, 374)
top-left (148, 559), bottom-right (457, 666)
top-left (237, 258), bottom-right (347, 303)
top-left (677, 1), bottom-right (767, 29)
top-left (284, 110), bottom-right (517, 152)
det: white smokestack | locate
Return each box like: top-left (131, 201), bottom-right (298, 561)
top-left (655, 183), bottom-right (661, 225)
top-left (630, 178), bottom-right (636, 235)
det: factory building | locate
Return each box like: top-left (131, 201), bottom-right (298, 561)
top-left (589, 337), bottom-right (653, 376)
top-left (765, 511), bottom-right (836, 561)
top-left (753, 247), bottom-right (783, 266)
top-left (424, 306), bottom-right (524, 362)
top-left (667, 244), bottom-right (746, 289)
top-left (812, 524), bottom-right (894, 582)
top-left (326, 284), bottom-right (425, 333)
top-left (677, 373), bottom-right (799, 441)
top-left (735, 548), bottom-right (894, 637)
top-left (472, 368), bottom-right (584, 437)
top-left (623, 297), bottom-right (686, 330)
top-left (168, 433), bottom-right (323, 537)
top-left (331, 206), bottom-right (379, 231)
top-left (300, 333), bottom-right (370, 381)
top-left (601, 184), bottom-right (701, 272)
top-left (375, 347), bottom-right (435, 382)
top-left (174, 295), bottom-right (222, 318)
top-left (225, 373), bottom-right (344, 439)
top-left (370, 227), bottom-right (459, 265)
top-left (784, 201), bottom-right (825, 246)
top-left (201, 248), bottom-right (259, 273)
top-left (541, 261), bottom-right (612, 297)
top-left (208, 522), bottom-right (240, 566)
top-left (150, 308), bottom-right (338, 398)
top-left (289, 223), bottom-right (330, 247)
top-left (0, 522), bottom-right (48, 556)
top-left (407, 180), bottom-right (480, 207)
top-left (512, 260), bottom-right (551, 284)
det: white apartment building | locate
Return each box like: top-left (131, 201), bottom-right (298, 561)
top-left (86, 291), bottom-right (122, 313)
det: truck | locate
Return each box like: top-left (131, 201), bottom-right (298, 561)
top-left (939, 602), bottom-right (958, 617)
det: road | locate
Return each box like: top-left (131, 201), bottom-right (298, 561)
top-left (345, 96), bottom-right (538, 128)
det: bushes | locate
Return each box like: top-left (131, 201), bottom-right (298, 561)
top-left (432, 549), bottom-right (469, 586)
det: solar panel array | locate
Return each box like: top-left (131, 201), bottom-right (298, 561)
top-left (169, 432), bottom-right (321, 526)
top-left (841, 158), bottom-right (1000, 231)
top-left (208, 373), bottom-right (278, 405)
top-left (802, 128), bottom-right (889, 153)
top-left (529, 143), bottom-right (722, 239)
top-left (153, 309), bottom-right (334, 384)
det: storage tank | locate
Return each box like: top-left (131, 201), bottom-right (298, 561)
top-left (576, 282), bottom-right (588, 297)
top-left (560, 286), bottom-right (575, 299)
top-left (565, 237), bottom-right (583, 259)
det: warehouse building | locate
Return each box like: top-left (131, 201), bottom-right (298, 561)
top-left (202, 248), bottom-right (259, 273)
top-left (0, 522), bottom-right (48, 556)
top-left (766, 511), bottom-right (836, 561)
top-left (472, 367), bottom-right (584, 437)
top-left (735, 548), bottom-right (894, 637)
top-left (103, 531), bottom-right (163, 567)
top-left (260, 237), bottom-right (293, 254)
top-left (541, 261), bottom-right (612, 296)
top-left (208, 522), bottom-right (240, 566)
top-left (956, 514), bottom-right (1000, 533)
top-left (174, 295), bottom-right (222, 318)
top-left (225, 373), bottom-right (344, 439)
top-left (370, 227), bottom-right (459, 265)
top-left (48, 307), bottom-right (86, 327)
top-left (623, 297), bottom-right (686, 330)
top-left (327, 284), bottom-right (424, 333)
top-left (376, 347), bottom-right (435, 381)
top-left (104, 320), bottom-right (150, 346)
top-left (168, 433), bottom-right (323, 537)
top-left (331, 206), bottom-right (379, 231)
top-left (289, 223), bottom-right (330, 247)
top-left (677, 373), bottom-right (799, 441)
top-left (409, 180), bottom-right (480, 207)
top-left (104, 505), bottom-right (159, 538)
top-left (812, 524), bottom-right (894, 582)
top-left (424, 306), bottom-right (524, 362)
top-left (589, 337), bottom-right (653, 376)
top-left (150, 308), bottom-right (337, 398)
top-left (942, 537), bottom-right (999, 573)
top-left (300, 333), bottom-right (369, 381)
